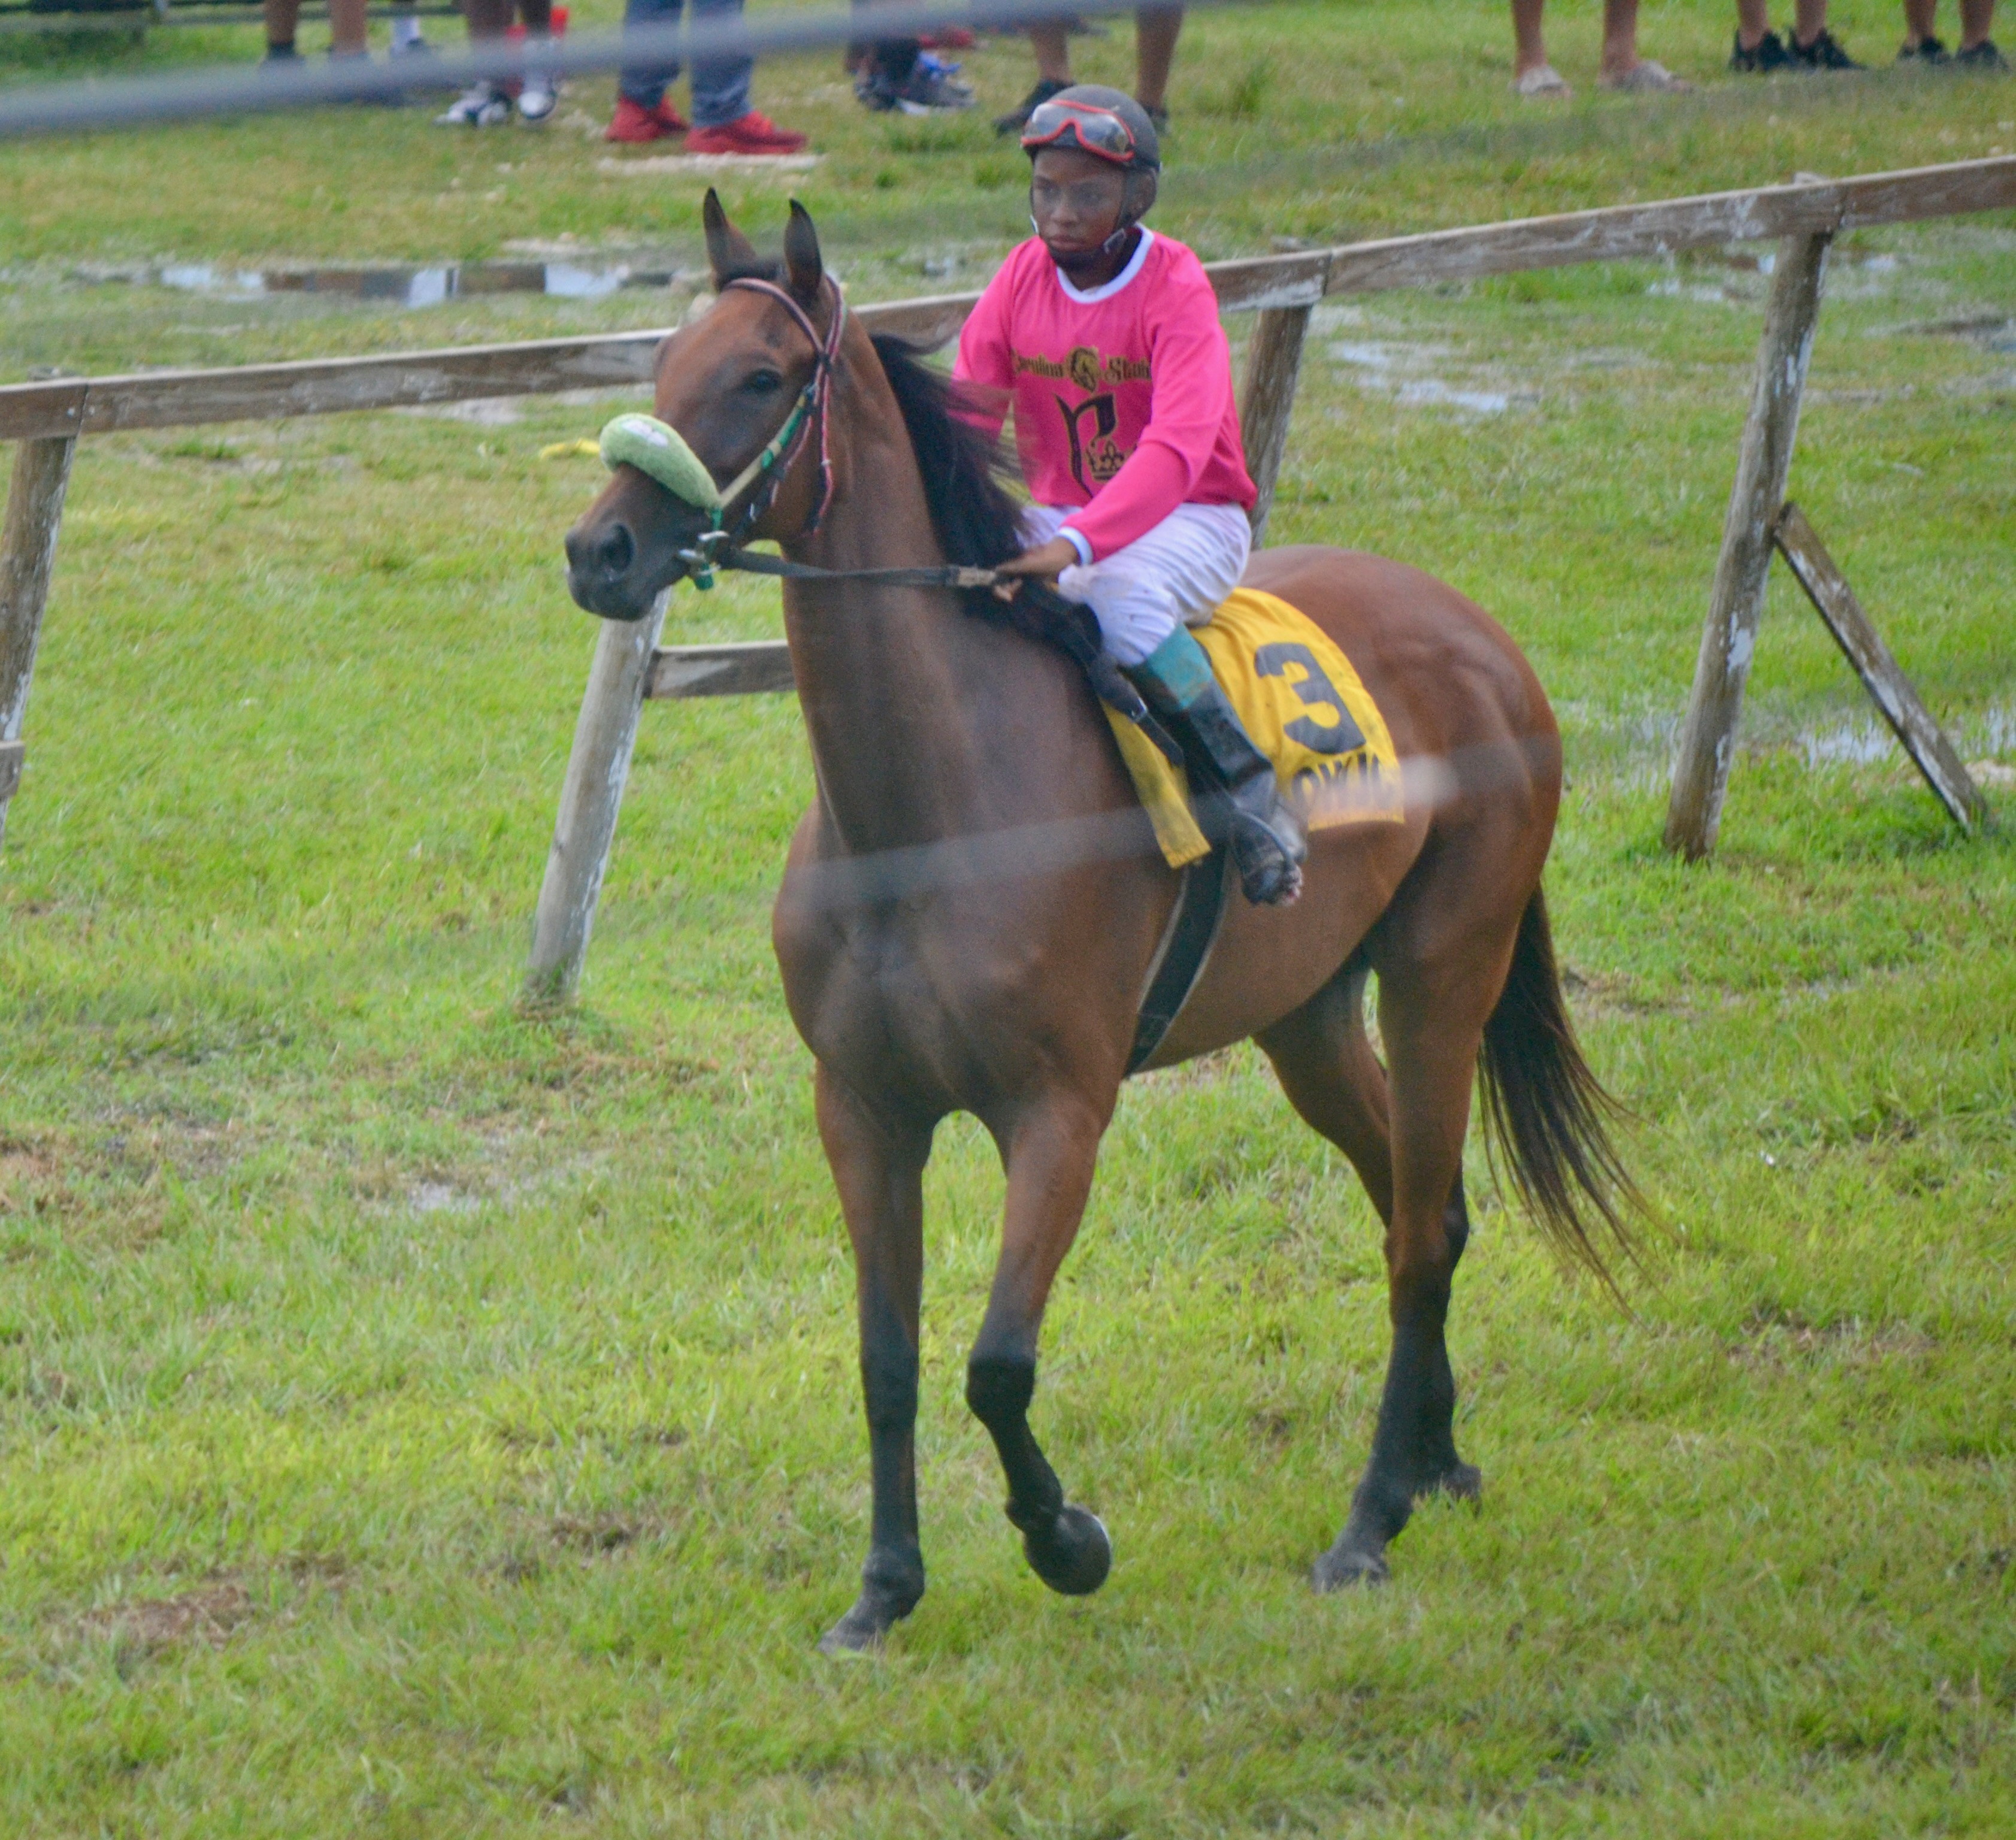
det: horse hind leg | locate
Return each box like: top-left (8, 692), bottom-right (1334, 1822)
top-left (1257, 958), bottom-right (1483, 1590)
top-left (965, 1097), bottom-right (1114, 1598)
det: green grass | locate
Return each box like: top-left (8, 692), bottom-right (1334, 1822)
top-left (4, 4), bottom-right (2016, 1833)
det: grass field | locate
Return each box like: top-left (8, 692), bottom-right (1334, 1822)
top-left (3, 4), bottom-right (2016, 1833)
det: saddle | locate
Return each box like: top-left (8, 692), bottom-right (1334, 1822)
top-left (1094, 587), bottom-right (1404, 1072)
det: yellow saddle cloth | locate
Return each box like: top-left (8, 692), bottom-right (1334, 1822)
top-left (1104, 586), bottom-right (1404, 868)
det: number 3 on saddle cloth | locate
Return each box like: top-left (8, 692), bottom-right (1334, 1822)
top-left (1107, 587), bottom-right (1405, 870)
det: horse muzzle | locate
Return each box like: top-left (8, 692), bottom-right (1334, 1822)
top-left (564, 479), bottom-right (698, 622)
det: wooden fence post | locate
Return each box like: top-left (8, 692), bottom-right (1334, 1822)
top-left (1773, 503), bottom-right (1985, 831)
top-left (1663, 229), bottom-right (1833, 860)
top-left (523, 591), bottom-right (668, 1006)
top-left (1239, 303), bottom-right (1314, 546)
top-left (0, 436), bottom-right (77, 855)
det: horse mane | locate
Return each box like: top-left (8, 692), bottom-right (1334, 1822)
top-left (868, 334), bottom-right (1027, 570)
top-left (869, 333), bottom-right (1111, 669)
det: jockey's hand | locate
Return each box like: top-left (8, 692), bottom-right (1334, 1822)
top-left (994, 536), bottom-right (1083, 583)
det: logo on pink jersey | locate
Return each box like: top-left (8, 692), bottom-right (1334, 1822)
top-left (1058, 393), bottom-right (1128, 493)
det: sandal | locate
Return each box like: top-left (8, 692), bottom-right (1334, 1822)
top-left (1597, 59), bottom-right (1693, 92)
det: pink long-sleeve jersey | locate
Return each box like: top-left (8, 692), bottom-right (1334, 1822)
top-left (952, 230), bottom-right (1257, 564)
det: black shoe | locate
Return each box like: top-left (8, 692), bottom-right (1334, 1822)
top-left (853, 69), bottom-right (898, 112)
top-left (1730, 28), bottom-right (1791, 72)
top-left (1156, 689), bottom-right (1306, 907)
top-left (1898, 34), bottom-right (1950, 62)
top-left (1790, 27), bottom-right (1861, 69)
top-left (1141, 101), bottom-right (1170, 132)
top-left (994, 77), bottom-right (1068, 135)
top-left (1955, 37), bottom-right (2009, 68)
top-left (261, 42), bottom-right (301, 65)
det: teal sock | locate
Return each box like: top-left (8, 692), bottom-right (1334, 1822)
top-left (1127, 627), bottom-right (1216, 712)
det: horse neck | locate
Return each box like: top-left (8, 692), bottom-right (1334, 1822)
top-left (777, 337), bottom-right (1049, 856)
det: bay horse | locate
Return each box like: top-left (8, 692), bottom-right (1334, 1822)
top-left (565, 197), bottom-right (1639, 1654)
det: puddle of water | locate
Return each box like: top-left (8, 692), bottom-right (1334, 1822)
top-left (1327, 340), bottom-right (1402, 371)
top-left (1800, 718), bottom-right (1896, 768)
top-left (1327, 340), bottom-right (1516, 415)
top-left (409, 1181), bottom-right (480, 1215)
top-left (1645, 277), bottom-right (1742, 305)
top-left (115, 259), bottom-right (688, 310)
top-left (1396, 378), bottom-right (1510, 415)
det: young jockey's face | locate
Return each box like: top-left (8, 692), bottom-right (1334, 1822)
top-left (1029, 146), bottom-right (1130, 261)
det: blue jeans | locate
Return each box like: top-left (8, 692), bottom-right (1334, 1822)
top-left (618, 0), bottom-right (750, 126)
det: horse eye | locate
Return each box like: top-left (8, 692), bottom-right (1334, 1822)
top-left (745, 369), bottom-right (783, 395)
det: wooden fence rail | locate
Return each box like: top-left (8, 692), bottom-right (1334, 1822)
top-left (1, 156), bottom-right (2011, 995)
top-left (2, 158), bottom-right (2008, 443)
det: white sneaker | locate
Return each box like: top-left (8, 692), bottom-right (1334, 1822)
top-left (435, 81), bottom-right (511, 126)
top-left (517, 73), bottom-right (559, 122)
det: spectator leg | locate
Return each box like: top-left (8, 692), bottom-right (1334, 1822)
top-left (852, 0), bottom-right (921, 89)
top-left (1597, 0), bottom-right (1642, 78)
top-left (329, 0), bottom-right (368, 54)
top-left (462, 0), bottom-right (514, 43)
top-left (263, 0), bottom-right (301, 51)
top-left (1958, 0), bottom-right (1994, 49)
top-left (1791, 0), bottom-right (1828, 44)
top-left (1135, 6), bottom-right (1182, 110)
top-left (1030, 20), bottom-right (1073, 84)
top-left (691, 0), bottom-right (753, 128)
top-left (1511, 0), bottom-right (1549, 75)
top-left (1902, 0), bottom-right (1937, 38)
top-left (618, 0), bottom-right (683, 110)
top-left (1736, 0), bottom-right (1769, 49)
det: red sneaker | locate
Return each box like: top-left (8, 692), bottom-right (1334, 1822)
top-left (685, 111), bottom-right (809, 156)
top-left (604, 96), bottom-right (689, 143)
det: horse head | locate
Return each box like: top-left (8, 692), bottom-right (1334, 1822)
top-left (564, 192), bottom-right (836, 622)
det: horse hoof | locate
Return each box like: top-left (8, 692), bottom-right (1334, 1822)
top-left (817, 1603), bottom-right (886, 1656)
top-left (1429, 1461), bottom-right (1484, 1504)
top-left (816, 1586), bottom-right (913, 1656)
top-left (1023, 1505), bottom-right (1112, 1597)
top-left (1311, 1543), bottom-right (1390, 1593)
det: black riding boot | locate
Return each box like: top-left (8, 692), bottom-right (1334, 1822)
top-left (1125, 629), bottom-right (1306, 907)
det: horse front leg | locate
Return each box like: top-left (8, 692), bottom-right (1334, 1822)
top-left (814, 1064), bottom-right (935, 1654)
top-left (966, 1097), bottom-right (1114, 1597)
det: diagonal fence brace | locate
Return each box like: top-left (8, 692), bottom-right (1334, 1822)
top-left (1773, 504), bottom-right (1986, 833)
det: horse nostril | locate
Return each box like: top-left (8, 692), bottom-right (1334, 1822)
top-left (597, 523), bottom-right (636, 579)
top-left (565, 522), bottom-right (637, 583)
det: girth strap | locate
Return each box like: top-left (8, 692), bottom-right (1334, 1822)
top-left (1127, 842), bottom-right (1231, 1074)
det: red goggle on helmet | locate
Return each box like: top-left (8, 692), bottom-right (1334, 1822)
top-left (1020, 98), bottom-right (1139, 166)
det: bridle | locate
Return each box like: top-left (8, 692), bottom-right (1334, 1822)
top-left (678, 274), bottom-right (846, 589)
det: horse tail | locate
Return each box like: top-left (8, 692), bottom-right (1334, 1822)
top-left (1478, 885), bottom-right (1646, 1291)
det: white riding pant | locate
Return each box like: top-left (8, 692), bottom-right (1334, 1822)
top-left (1022, 501), bottom-right (1252, 667)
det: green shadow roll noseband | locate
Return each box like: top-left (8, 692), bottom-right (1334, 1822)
top-left (598, 412), bottom-right (723, 513)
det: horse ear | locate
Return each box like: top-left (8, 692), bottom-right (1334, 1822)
top-left (703, 189), bottom-right (761, 286)
top-left (783, 199), bottom-right (824, 308)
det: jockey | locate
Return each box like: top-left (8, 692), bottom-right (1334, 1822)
top-left (954, 85), bottom-right (1306, 907)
